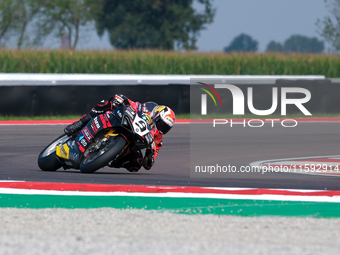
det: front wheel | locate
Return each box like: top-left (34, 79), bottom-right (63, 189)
top-left (80, 136), bottom-right (127, 173)
top-left (38, 134), bottom-right (69, 171)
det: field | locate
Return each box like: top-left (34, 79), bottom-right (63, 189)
top-left (0, 50), bottom-right (339, 77)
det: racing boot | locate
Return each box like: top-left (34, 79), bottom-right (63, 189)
top-left (108, 159), bottom-right (121, 168)
top-left (142, 143), bottom-right (156, 170)
top-left (64, 113), bottom-right (92, 136)
top-left (108, 151), bottom-right (142, 172)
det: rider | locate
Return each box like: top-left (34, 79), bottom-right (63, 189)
top-left (64, 94), bottom-right (176, 172)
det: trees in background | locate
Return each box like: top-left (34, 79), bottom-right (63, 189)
top-left (316, 0), bottom-right (340, 51)
top-left (266, 35), bottom-right (324, 53)
top-left (15, 0), bottom-right (46, 49)
top-left (224, 33), bottom-right (258, 52)
top-left (284, 35), bottom-right (324, 53)
top-left (0, 0), bottom-right (44, 48)
top-left (0, 0), bottom-right (16, 46)
top-left (93, 0), bottom-right (215, 50)
top-left (0, 0), bottom-right (215, 50)
top-left (1, 0), bottom-right (333, 52)
top-left (266, 41), bottom-right (284, 52)
top-left (0, 0), bottom-right (95, 49)
top-left (225, 33), bottom-right (324, 53)
top-left (37, 0), bottom-right (95, 50)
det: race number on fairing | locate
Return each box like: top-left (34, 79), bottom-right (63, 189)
top-left (132, 114), bottom-right (150, 136)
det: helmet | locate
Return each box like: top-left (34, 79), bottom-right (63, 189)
top-left (152, 105), bottom-right (175, 134)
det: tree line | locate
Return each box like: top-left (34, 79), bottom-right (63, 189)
top-left (0, 0), bottom-right (214, 50)
top-left (224, 34), bottom-right (325, 53)
top-left (1, 0), bottom-right (340, 52)
top-left (224, 0), bottom-right (340, 53)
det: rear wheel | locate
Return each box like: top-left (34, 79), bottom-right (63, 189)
top-left (80, 136), bottom-right (127, 173)
top-left (38, 134), bottom-right (69, 171)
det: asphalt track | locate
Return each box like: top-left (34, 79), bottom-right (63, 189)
top-left (1, 122), bottom-right (340, 190)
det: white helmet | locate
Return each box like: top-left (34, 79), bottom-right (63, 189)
top-left (152, 105), bottom-right (175, 134)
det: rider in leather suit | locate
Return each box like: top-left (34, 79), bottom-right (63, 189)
top-left (64, 94), bottom-right (176, 172)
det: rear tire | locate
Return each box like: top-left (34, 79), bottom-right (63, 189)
top-left (80, 136), bottom-right (126, 173)
top-left (38, 134), bottom-right (68, 171)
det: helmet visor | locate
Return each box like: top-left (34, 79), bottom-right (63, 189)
top-left (156, 117), bottom-right (172, 134)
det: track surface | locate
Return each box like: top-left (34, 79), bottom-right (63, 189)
top-left (1, 123), bottom-right (340, 190)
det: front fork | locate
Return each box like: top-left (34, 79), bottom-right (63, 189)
top-left (83, 129), bottom-right (129, 157)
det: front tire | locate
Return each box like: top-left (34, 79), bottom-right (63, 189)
top-left (38, 134), bottom-right (69, 171)
top-left (80, 136), bottom-right (127, 173)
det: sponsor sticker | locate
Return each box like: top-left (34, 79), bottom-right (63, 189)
top-left (80, 138), bottom-right (87, 147)
top-left (164, 116), bottom-right (174, 126)
top-left (56, 144), bottom-right (69, 159)
top-left (143, 113), bottom-right (152, 125)
top-left (125, 106), bottom-right (136, 119)
top-left (82, 127), bottom-right (93, 142)
top-left (93, 117), bottom-right (101, 129)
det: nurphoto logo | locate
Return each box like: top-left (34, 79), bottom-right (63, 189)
top-left (197, 82), bottom-right (312, 127)
top-left (197, 82), bottom-right (223, 115)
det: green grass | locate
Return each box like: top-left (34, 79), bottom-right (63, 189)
top-left (2, 194), bottom-right (340, 217)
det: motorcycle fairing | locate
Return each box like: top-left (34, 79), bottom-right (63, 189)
top-left (75, 112), bottom-right (121, 153)
top-left (55, 139), bottom-right (81, 169)
top-left (56, 143), bottom-right (70, 159)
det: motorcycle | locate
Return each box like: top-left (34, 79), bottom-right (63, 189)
top-left (38, 105), bottom-right (154, 173)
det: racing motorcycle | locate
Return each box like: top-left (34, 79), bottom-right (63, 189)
top-left (38, 105), bottom-right (154, 173)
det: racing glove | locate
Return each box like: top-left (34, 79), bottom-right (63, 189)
top-left (113, 94), bottom-right (129, 106)
top-left (90, 99), bottom-right (115, 116)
